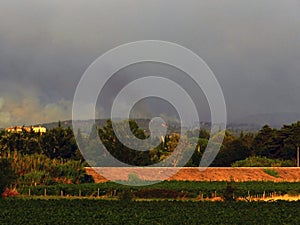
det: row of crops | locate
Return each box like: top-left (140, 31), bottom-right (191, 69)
top-left (16, 181), bottom-right (300, 198)
top-left (1, 198), bottom-right (300, 224)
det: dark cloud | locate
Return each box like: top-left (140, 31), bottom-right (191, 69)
top-left (0, 0), bottom-right (300, 126)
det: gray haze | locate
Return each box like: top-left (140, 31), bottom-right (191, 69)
top-left (0, 0), bottom-right (300, 127)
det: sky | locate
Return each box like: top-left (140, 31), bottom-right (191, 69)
top-left (0, 0), bottom-right (300, 127)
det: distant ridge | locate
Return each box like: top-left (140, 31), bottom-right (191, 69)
top-left (36, 118), bottom-right (183, 135)
top-left (235, 112), bottom-right (300, 128)
top-left (28, 112), bottom-right (300, 134)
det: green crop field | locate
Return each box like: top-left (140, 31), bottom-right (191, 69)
top-left (17, 181), bottom-right (300, 199)
top-left (1, 199), bottom-right (300, 225)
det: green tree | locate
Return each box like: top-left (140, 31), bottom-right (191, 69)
top-left (40, 126), bottom-right (79, 160)
top-left (212, 132), bottom-right (252, 167)
top-left (0, 158), bottom-right (16, 196)
top-left (185, 138), bottom-right (208, 167)
top-left (252, 125), bottom-right (279, 158)
top-left (98, 119), bottom-right (152, 166)
top-left (278, 122), bottom-right (300, 160)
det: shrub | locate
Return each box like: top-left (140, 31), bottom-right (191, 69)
top-left (263, 169), bottom-right (279, 178)
top-left (118, 189), bottom-right (134, 202)
top-left (1, 188), bottom-right (19, 198)
top-left (232, 156), bottom-right (295, 167)
top-left (222, 178), bottom-right (237, 202)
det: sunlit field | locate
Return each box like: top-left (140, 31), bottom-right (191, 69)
top-left (1, 199), bottom-right (300, 225)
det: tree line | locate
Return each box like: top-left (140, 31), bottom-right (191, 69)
top-left (1, 120), bottom-right (300, 168)
top-left (2, 119), bottom-right (300, 194)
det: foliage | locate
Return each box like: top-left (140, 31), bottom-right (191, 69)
top-left (222, 178), bottom-right (237, 201)
top-left (211, 131), bottom-right (253, 166)
top-left (133, 189), bottom-right (187, 199)
top-left (214, 121), bottom-right (300, 166)
top-left (0, 124), bottom-right (82, 160)
top-left (232, 156), bottom-right (295, 167)
top-left (16, 181), bottom-right (300, 199)
top-left (1, 188), bottom-right (18, 198)
top-left (97, 119), bottom-right (195, 167)
top-left (0, 123), bottom-right (93, 186)
top-left (2, 120), bottom-right (300, 168)
top-left (127, 173), bottom-right (142, 185)
top-left (118, 188), bottom-right (134, 202)
top-left (0, 158), bottom-right (16, 197)
top-left (97, 119), bottom-right (153, 166)
top-left (252, 125), bottom-right (278, 157)
top-left (263, 169), bottom-right (279, 178)
top-left (40, 126), bottom-right (80, 160)
top-left (1, 199), bottom-right (300, 224)
top-left (1, 152), bottom-right (93, 186)
top-left (252, 122), bottom-right (300, 160)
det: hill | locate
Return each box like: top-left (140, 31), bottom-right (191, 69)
top-left (235, 112), bottom-right (300, 128)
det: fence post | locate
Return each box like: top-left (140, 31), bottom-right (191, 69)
top-left (44, 188), bottom-right (47, 197)
top-left (28, 188), bottom-right (31, 196)
top-left (61, 190), bottom-right (63, 197)
top-left (97, 188), bottom-right (100, 197)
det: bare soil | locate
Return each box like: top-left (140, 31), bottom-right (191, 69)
top-left (85, 167), bottom-right (300, 183)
